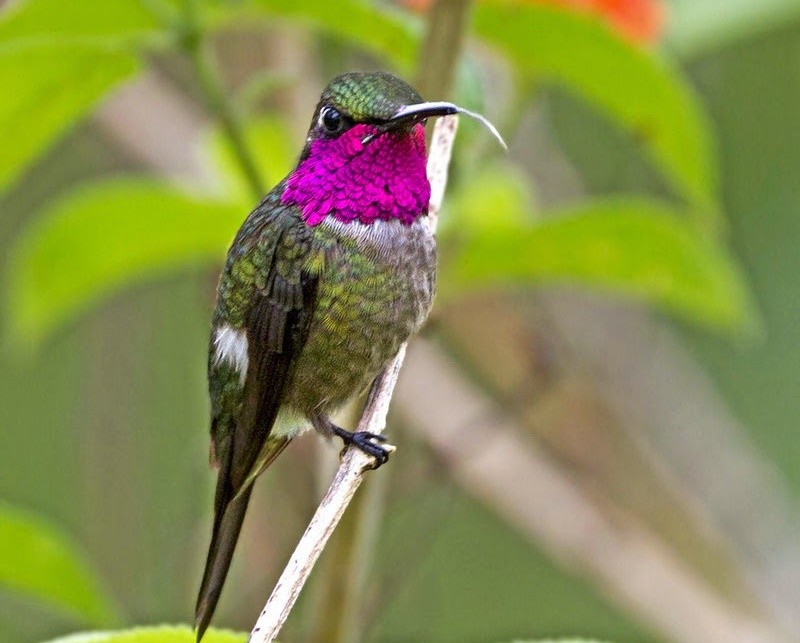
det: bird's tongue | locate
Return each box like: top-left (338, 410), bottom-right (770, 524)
top-left (389, 101), bottom-right (507, 150)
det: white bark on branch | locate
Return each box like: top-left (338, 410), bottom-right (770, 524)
top-left (247, 115), bottom-right (460, 643)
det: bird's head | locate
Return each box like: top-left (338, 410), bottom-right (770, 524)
top-left (305, 71), bottom-right (459, 144)
top-left (282, 72), bottom-right (460, 227)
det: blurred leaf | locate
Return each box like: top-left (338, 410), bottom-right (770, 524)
top-left (0, 45), bottom-right (139, 194)
top-left (0, 502), bottom-right (119, 625)
top-left (225, 0), bottom-right (420, 71)
top-left (441, 199), bottom-right (755, 330)
top-left (6, 181), bottom-right (242, 348)
top-left (474, 1), bottom-right (718, 222)
top-left (44, 625), bottom-right (245, 643)
top-left (440, 161), bottom-right (536, 237)
top-left (507, 640), bottom-right (611, 643)
top-left (667, 0), bottom-right (800, 59)
top-left (0, 0), bottom-right (164, 46)
top-left (204, 117), bottom-right (295, 203)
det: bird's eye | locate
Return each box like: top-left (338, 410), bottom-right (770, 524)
top-left (319, 106), bottom-right (345, 135)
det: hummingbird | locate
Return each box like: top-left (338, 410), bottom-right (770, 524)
top-left (194, 71), bottom-right (504, 640)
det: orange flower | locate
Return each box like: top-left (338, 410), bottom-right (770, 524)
top-left (397, 0), bottom-right (665, 45)
top-left (400, 0), bottom-right (433, 12)
top-left (538, 0), bottom-right (665, 44)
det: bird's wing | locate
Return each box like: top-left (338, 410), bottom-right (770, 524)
top-left (197, 201), bottom-right (319, 639)
top-left (210, 201), bottom-right (318, 498)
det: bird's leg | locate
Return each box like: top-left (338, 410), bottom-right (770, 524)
top-left (310, 412), bottom-right (392, 469)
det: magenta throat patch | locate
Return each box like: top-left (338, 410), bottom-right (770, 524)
top-left (281, 123), bottom-right (430, 226)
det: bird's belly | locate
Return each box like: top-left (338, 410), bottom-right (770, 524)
top-left (283, 218), bottom-right (435, 416)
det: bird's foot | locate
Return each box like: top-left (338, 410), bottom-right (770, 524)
top-left (331, 425), bottom-right (394, 470)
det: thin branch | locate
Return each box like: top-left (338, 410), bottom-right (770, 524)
top-left (247, 115), bottom-right (460, 643)
top-left (180, 7), bottom-right (266, 200)
top-left (426, 115), bottom-right (459, 233)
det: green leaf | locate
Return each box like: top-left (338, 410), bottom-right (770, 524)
top-left (667, 0), bottom-right (800, 60)
top-left (225, 0), bottom-right (420, 71)
top-left (0, 45), bottom-right (139, 194)
top-left (0, 0), bottom-right (163, 46)
top-left (44, 625), bottom-right (246, 643)
top-left (441, 199), bottom-right (755, 330)
top-left (0, 502), bottom-right (119, 625)
top-left (474, 1), bottom-right (718, 222)
top-left (5, 181), bottom-right (243, 348)
top-left (440, 161), bottom-right (536, 237)
top-left (204, 117), bottom-right (295, 204)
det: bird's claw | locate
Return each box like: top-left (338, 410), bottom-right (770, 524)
top-left (333, 428), bottom-right (393, 470)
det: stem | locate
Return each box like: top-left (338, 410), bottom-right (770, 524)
top-left (414, 0), bottom-right (473, 101)
top-left (331, 472), bottom-right (387, 643)
top-left (304, 404), bottom-right (387, 643)
top-left (306, 474), bottom-right (385, 643)
top-left (305, 485), bottom-right (364, 643)
top-left (181, 5), bottom-right (265, 200)
top-left (247, 116), bottom-right (460, 643)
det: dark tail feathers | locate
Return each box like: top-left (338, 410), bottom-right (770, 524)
top-left (194, 484), bottom-right (254, 642)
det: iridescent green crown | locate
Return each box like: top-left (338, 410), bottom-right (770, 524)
top-left (320, 71), bottom-right (424, 121)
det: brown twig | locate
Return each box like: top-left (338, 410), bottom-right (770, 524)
top-left (246, 115), bottom-right (460, 643)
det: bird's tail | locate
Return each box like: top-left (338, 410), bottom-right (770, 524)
top-left (194, 483), bottom-right (254, 643)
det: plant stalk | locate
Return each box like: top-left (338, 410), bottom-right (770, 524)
top-left (415, 0), bottom-right (473, 101)
top-left (181, 5), bottom-right (265, 201)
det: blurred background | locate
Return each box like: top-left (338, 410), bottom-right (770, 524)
top-left (1, 0), bottom-right (799, 642)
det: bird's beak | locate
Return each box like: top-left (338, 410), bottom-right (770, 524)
top-left (387, 101), bottom-right (507, 150)
top-left (387, 101), bottom-right (460, 128)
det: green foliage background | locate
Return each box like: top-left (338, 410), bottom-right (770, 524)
top-left (0, 0), bottom-right (798, 642)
